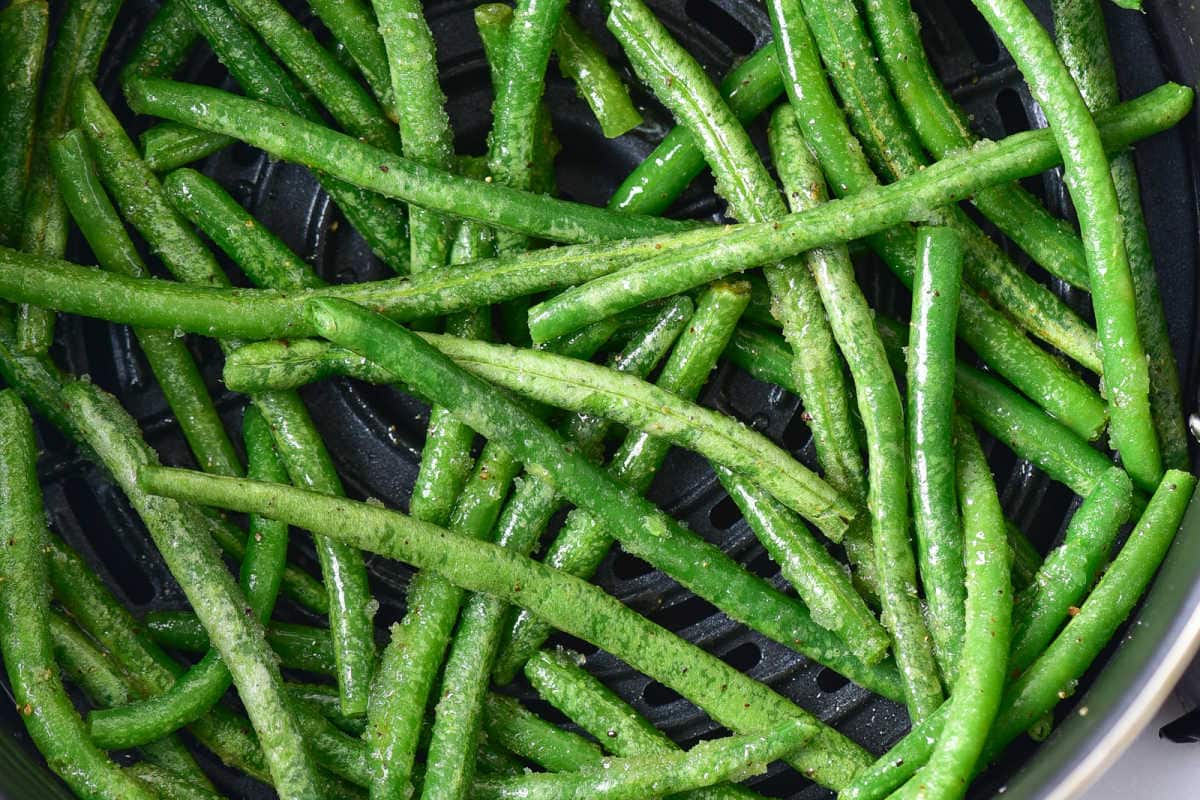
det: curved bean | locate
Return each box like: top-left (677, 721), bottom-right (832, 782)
top-left (555, 12), bottom-right (643, 138)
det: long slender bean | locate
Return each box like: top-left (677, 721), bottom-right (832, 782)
top-left (0, 83), bottom-right (1186, 337)
top-left (120, 0), bottom-right (199, 83)
top-left (127, 77), bottom-right (692, 244)
top-left (16, 0), bottom-right (123, 354)
top-left (907, 226), bottom-right (966, 682)
top-left (971, 0), bottom-right (1161, 490)
top-left (770, 112), bottom-right (942, 719)
top-left (308, 0), bottom-right (395, 117)
top-left (139, 467), bottom-right (876, 789)
top-left (525, 649), bottom-right (767, 800)
top-left (840, 470), bottom-right (1196, 800)
top-left (555, 12), bottom-right (642, 138)
top-left (862, 0), bottom-right (1090, 289)
top-left (0, 0), bottom-right (48, 248)
top-left (482, 694), bottom-right (605, 772)
top-left (890, 418), bottom-right (1011, 800)
top-left (144, 612), bottom-right (339, 676)
top-left (1053, 0), bottom-right (1188, 470)
top-left (494, 283), bottom-right (754, 684)
top-left (124, 765), bottom-right (222, 800)
top-left (140, 123), bottom-right (234, 173)
top-left (1009, 467), bottom-right (1133, 674)
top-left (471, 721), bottom-right (810, 800)
top-left (0, 391), bottom-right (157, 800)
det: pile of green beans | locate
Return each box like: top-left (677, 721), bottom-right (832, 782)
top-left (0, 4), bottom-right (1193, 800)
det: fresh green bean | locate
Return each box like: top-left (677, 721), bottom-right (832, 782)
top-left (137, 466), bottom-right (876, 788)
top-left (308, 0), bottom-right (395, 117)
top-left (891, 417), bottom-right (1011, 800)
top-left (65, 382), bottom-right (322, 799)
top-left (0, 0), bottom-right (48, 248)
top-left (1053, 0), bottom-right (1188, 470)
top-left (374, 0), bottom-right (456, 274)
top-left (907, 226), bottom-right (966, 683)
top-left (862, 0), bottom-right (1090, 289)
top-left (172, 0), bottom-right (410, 270)
top-left (49, 131), bottom-right (244, 477)
top-left (140, 123), bottom-right (233, 173)
top-left (971, 0), bottom-right (1161, 490)
top-left (1009, 467), bottom-right (1133, 674)
top-left (420, 300), bottom-right (691, 800)
top-left (525, 649), bottom-right (767, 800)
top-left (126, 78), bottom-right (691, 245)
top-left (770, 113), bottom-right (942, 719)
top-left (482, 694), bottom-right (605, 772)
top-left (287, 683), bottom-right (368, 737)
top-left (0, 391), bottom-right (157, 800)
top-left (609, 0), bottom-right (865, 532)
top-left (494, 283), bottom-right (753, 683)
top-left (120, 0), bottom-right (199, 83)
top-left (125, 765), bottom-right (222, 800)
top-left (471, 720), bottom-right (810, 800)
top-left (16, 0), bottom-right (123, 354)
top-left (555, 12), bottom-right (643, 138)
top-left (86, 406), bottom-right (292, 750)
top-left (609, 44), bottom-right (783, 215)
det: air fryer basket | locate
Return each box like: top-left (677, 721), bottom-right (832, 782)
top-left (2, 0), bottom-right (1198, 798)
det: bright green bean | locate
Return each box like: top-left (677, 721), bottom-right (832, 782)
top-left (138, 466), bottom-right (876, 788)
top-left (971, 0), bottom-right (1161, 490)
top-left (482, 694), bottom-right (605, 772)
top-left (1053, 0), bottom-right (1188, 470)
top-left (0, 0), bottom-right (48, 248)
top-left (0, 391), bottom-right (157, 800)
top-left (907, 226), bottom-right (966, 683)
top-left (125, 764), bottom-right (222, 800)
top-left (140, 123), bottom-right (233, 173)
top-left (555, 12), bottom-right (642, 138)
top-left (862, 0), bottom-right (1090, 289)
top-left (1009, 467), bottom-right (1133, 674)
top-left (471, 720), bottom-right (810, 800)
top-left (308, 0), bottom-right (395, 117)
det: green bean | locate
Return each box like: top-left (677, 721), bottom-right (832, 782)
top-left (16, 0), bottom-right (123, 354)
top-left (890, 418), bottom-right (1011, 800)
top-left (140, 123), bottom-right (235, 173)
top-left (1006, 521), bottom-right (1042, 593)
top-left (907, 226), bottom-right (966, 683)
top-left (144, 611), bottom-right (339, 677)
top-left (420, 300), bottom-right (691, 800)
top-left (287, 683), bottom-right (368, 737)
top-left (0, 0), bottom-right (48, 248)
top-left (0, 391), bottom-right (156, 800)
top-left (525, 649), bottom-right (767, 800)
top-left (120, 0), bottom-right (200, 83)
top-left (1053, 0), bottom-right (1188, 470)
top-left (1009, 467), bottom-right (1133, 674)
top-left (137, 466), bottom-right (876, 788)
top-left (495, 284), bottom-right (752, 682)
top-left (65, 382), bottom-right (323, 799)
top-left (163, 169), bottom-right (324, 290)
top-left (49, 131), bottom-right (244, 478)
top-left (609, 0), bottom-right (865, 532)
top-left (770, 114), bottom-right (942, 719)
top-left (224, 0), bottom-right (400, 152)
top-left (128, 77), bottom-right (692, 244)
top-left (609, 44), bottom-right (783, 215)
top-left (555, 12), bottom-right (643, 138)
top-left (125, 764), bottom-right (222, 800)
top-left (800, 0), bottom-right (1099, 372)
top-left (290, 699), bottom-right (373, 787)
top-left (472, 720), bottom-right (810, 800)
top-left (307, 0), bottom-right (395, 117)
top-left (172, 0), bottom-right (410, 271)
top-left (77, 84), bottom-right (378, 714)
top-left (482, 694), bottom-right (605, 772)
top-left (862, 0), bottom-right (1089, 289)
top-left (841, 470), bottom-right (1196, 800)
top-left (972, 0), bottom-right (1162, 490)
top-left (86, 406), bottom-right (292, 750)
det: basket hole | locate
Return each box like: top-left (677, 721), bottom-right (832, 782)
top-left (782, 410), bottom-right (810, 452)
top-left (945, 3), bottom-right (1000, 65)
top-left (65, 480), bottom-right (158, 606)
top-left (546, 631), bottom-right (599, 657)
top-left (721, 641), bottom-right (762, 672)
top-left (229, 140), bottom-right (263, 168)
top-left (995, 88), bottom-right (1032, 136)
top-left (708, 494), bottom-right (742, 530)
top-left (746, 548), bottom-right (782, 580)
top-left (612, 549), bottom-right (655, 581)
top-left (684, 0), bottom-right (756, 55)
top-left (655, 594), bottom-right (719, 632)
top-left (747, 764), bottom-right (802, 797)
top-left (641, 680), bottom-right (684, 707)
top-left (816, 667), bottom-right (850, 693)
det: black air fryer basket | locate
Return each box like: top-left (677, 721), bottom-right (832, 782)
top-left (3, 0), bottom-right (1200, 798)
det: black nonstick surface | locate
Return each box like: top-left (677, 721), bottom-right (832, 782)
top-left (1, 0), bottom-right (1197, 798)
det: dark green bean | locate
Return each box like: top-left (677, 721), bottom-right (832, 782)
top-left (0, 391), bottom-right (157, 800)
top-left (1053, 0), bottom-right (1188, 470)
top-left (970, 0), bottom-right (1161, 490)
top-left (907, 226), bottom-right (966, 682)
top-left (144, 611), bottom-right (338, 676)
top-left (125, 764), bottom-right (222, 800)
top-left (555, 12), bottom-right (643, 138)
top-left (138, 467), bottom-right (876, 789)
top-left (307, 0), bottom-right (395, 117)
top-left (1009, 467), bottom-right (1133, 674)
top-left (120, 0), bottom-right (199, 83)
top-left (126, 78), bottom-right (691, 245)
top-left (140, 122), bottom-right (234, 173)
top-left (0, 0), bottom-right (48, 248)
